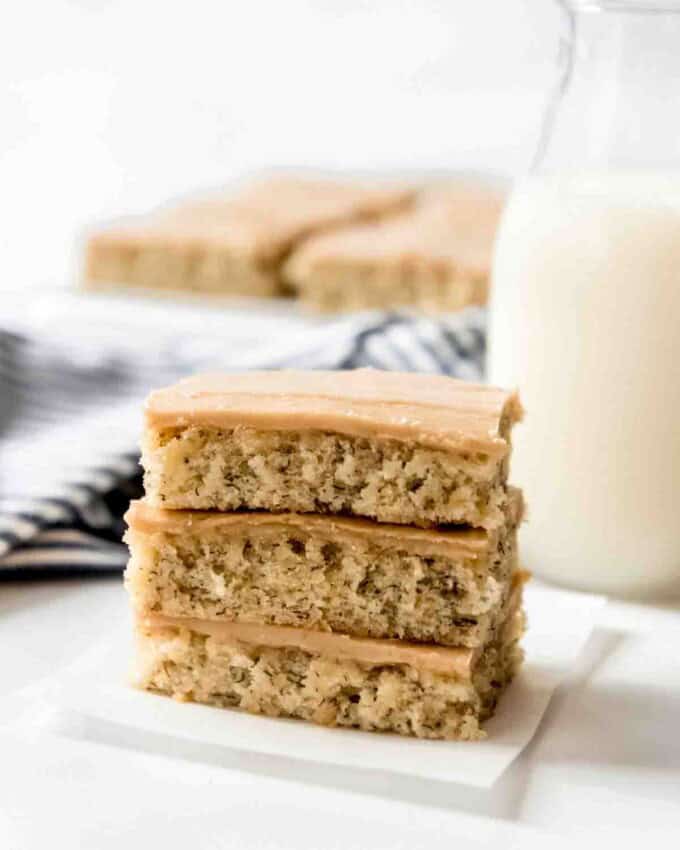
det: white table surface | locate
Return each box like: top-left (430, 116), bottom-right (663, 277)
top-left (1, 576), bottom-right (679, 848)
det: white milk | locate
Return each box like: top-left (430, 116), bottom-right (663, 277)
top-left (489, 173), bottom-right (680, 597)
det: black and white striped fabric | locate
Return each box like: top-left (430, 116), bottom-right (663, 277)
top-left (0, 310), bottom-right (485, 577)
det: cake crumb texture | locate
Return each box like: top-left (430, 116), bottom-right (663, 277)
top-left (142, 426), bottom-right (513, 529)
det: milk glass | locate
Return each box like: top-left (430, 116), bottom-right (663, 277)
top-left (489, 1), bottom-right (680, 597)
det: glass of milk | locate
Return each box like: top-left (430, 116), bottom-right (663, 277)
top-left (489, 1), bottom-right (680, 598)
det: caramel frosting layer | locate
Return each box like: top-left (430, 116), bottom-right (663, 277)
top-left (145, 369), bottom-right (522, 456)
top-left (285, 183), bottom-right (505, 278)
top-left (125, 500), bottom-right (505, 560)
top-left (141, 614), bottom-right (475, 677)
top-left (90, 178), bottom-right (414, 260)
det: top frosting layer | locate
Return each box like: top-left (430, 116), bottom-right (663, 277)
top-left (90, 178), bottom-right (414, 260)
top-left (285, 184), bottom-right (505, 279)
top-left (145, 369), bottom-right (522, 456)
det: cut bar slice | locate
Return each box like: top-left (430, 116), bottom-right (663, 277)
top-left (85, 177), bottom-right (414, 296)
top-left (125, 498), bottom-right (523, 648)
top-left (133, 587), bottom-right (525, 741)
top-left (142, 369), bottom-right (522, 529)
top-left (283, 185), bottom-right (504, 313)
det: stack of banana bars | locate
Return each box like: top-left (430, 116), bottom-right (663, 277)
top-left (125, 369), bottom-right (525, 740)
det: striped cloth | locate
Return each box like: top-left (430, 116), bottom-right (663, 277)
top-left (0, 310), bottom-right (485, 576)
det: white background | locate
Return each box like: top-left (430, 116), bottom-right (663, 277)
top-left (0, 0), bottom-right (562, 292)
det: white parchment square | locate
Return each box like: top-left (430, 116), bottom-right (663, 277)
top-left (46, 582), bottom-right (604, 788)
